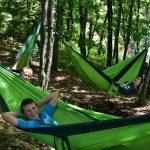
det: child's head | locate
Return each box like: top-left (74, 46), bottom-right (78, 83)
top-left (133, 76), bottom-right (142, 88)
top-left (21, 67), bottom-right (33, 81)
top-left (20, 98), bottom-right (39, 119)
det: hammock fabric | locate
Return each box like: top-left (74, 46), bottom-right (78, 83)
top-left (1, 66), bottom-right (150, 150)
top-left (12, 22), bottom-right (41, 70)
top-left (63, 41), bottom-right (147, 95)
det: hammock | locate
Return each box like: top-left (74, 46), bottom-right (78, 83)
top-left (11, 22), bottom-right (41, 70)
top-left (63, 40), bottom-right (147, 95)
top-left (1, 66), bottom-right (150, 150)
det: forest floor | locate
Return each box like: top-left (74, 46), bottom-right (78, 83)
top-left (1, 46), bottom-right (150, 150)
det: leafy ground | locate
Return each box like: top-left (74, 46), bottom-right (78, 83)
top-left (1, 44), bottom-right (150, 149)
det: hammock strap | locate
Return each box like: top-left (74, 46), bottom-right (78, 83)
top-left (21, 113), bottom-right (150, 138)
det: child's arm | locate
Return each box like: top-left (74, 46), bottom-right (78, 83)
top-left (2, 112), bottom-right (20, 126)
top-left (37, 91), bottom-right (59, 107)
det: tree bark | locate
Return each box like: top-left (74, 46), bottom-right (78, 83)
top-left (86, 20), bottom-right (93, 58)
top-left (52, 0), bottom-right (63, 71)
top-left (66, 0), bottom-right (74, 41)
top-left (106, 0), bottom-right (113, 67)
top-left (145, 60), bottom-right (150, 100)
top-left (40, 0), bottom-right (48, 85)
top-left (78, 1), bottom-right (87, 57)
top-left (113, 0), bottom-right (122, 64)
top-left (123, 0), bottom-right (134, 60)
top-left (138, 59), bottom-right (150, 103)
top-left (87, 1), bottom-right (102, 58)
top-left (135, 0), bottom-right (141, 52)
top-left (43, 0), bottom-right (54, 90)
top-left (98, 13), bottom-right (108, 55)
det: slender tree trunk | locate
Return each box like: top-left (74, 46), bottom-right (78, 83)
top-left (40, 0), bottom-right (48, 85)
top-left (68, 0), bottom-right (74, 24)
top-left (123, 0), bottom-right (134, 60)
top-left (86, 20), bottom-right (93, 58)
top-left (98, 13), bottom-right (108, 55)
top-left (146, 72), bottom-right (150, 100)
top-left (135, 0), bottom-right (140, 52)
top-left (113, 0), bottom-right (122, 64)
top-left (52, 0), bottom-right (62, 71)
top-left (66, 0), bottom-right (74, 41)
top-left (138, 59), bottom-right (150, 103)
top-left (43, 0), bottom-right (54, 90)
top-left (106, 0), bottom-right (113, 67)
top-left (121, 7), bottom-right (126, 50)
top-left (87, 1), bottom-right (102, 58)
top-left (78, 1), bottom-right (87, 57)
top-left (145, 2), bottom-right (150, 48)
top-left (145, 60), bottom-right (150, 100)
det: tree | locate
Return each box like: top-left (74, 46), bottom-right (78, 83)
top-left (135, 0), bottom-right (141, 51)
top-left (40, 0), bottom-right (54, 90)
top-left (78, 0), bottom-right (87, 57)
top-left (123, 0), bottom-right (134, 60)
top-left (106, 0), bottom-right (113, 67)
top-left (66, 0), bottom-right (74, 40)
top-left (40, 0), bottom-right (48, 87)
top-left (52, 0), bottom-right (63, 71)
top-left (98, 13), bottom-right (107, 56)
top-left (113, 0), bottom-right (122, 64)
top-left (87, 1), bottom-right (101, 58)
top-left (43, 0), bottom-right (54, 90)
top-left (138, 60), bottom-right (150, 103)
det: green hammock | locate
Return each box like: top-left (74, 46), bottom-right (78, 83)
top-left (1, 66), bottom-right (150, 150)
top-left (63, 41), bottom-right (147, 95)
top-left (12, 22), bottom-right (41, 70)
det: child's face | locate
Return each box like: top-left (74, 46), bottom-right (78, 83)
top-left (23, 103), bottom-right (39, 119)
top-left (21, 69), bottom-right (33, 81)
top-left (133, 77), bottom-right (141, 88)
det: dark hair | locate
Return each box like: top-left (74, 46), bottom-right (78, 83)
top-left (20, 98), bottom-right (36, 113)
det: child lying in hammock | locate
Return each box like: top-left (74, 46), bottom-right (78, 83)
top-left (11, 59), bottom-right (33, 81)
top-left (117, 76), bottom-right (142, 95)
top-left (2, 91), bottom-right (59, 128)
top-left (11, 67), bottom-right (33, 81)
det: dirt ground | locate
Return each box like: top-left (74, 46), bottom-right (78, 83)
top-left (1, 48), bottom-right (150, 149)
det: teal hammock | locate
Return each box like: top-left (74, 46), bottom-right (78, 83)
top-left (11, 22), bottom-right (41, 70)
top-left (1, 66), bottom-right (150, 150)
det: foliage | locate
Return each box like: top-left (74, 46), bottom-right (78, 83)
top-left (0, 12), bottom-right (12, 34)
top-left (0, 0), bottom-right (149, 67)
top-left (0, 0), bottom-right (41, 41)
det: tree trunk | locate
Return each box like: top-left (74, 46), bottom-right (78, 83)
top-left (43, 0), bottom-right (54, 90)
top-left (87, 1), bottom-right (101, 58)
top-left (121, 7), bottom-right (126, 51)
top-left (138, 59), bottom-right (150, 103)
top-left (145, 60), bottom-right (150, 100)
top-left (52, 0), bottom-right (62, 71)
top-left (135, 0), bottom-right (140, 52)
top-left (78, 1), bottom-right (87, 57)
top-left (98, 13), bottom-right (108, 55)
top-left (106, 0), bottom-right (113, 67)
top-left (40, 0), bottom-right (48, 85)
top-left (66, 0), bottom-right (74, 41)
top-left (113, 0), bottom-right (122, 64)
top-left (144, 2), bottom-right (149, 48)
top-left (86, 20), bottom-right (93, 58)
top-left (123, 0), bottom-right (134, 60)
